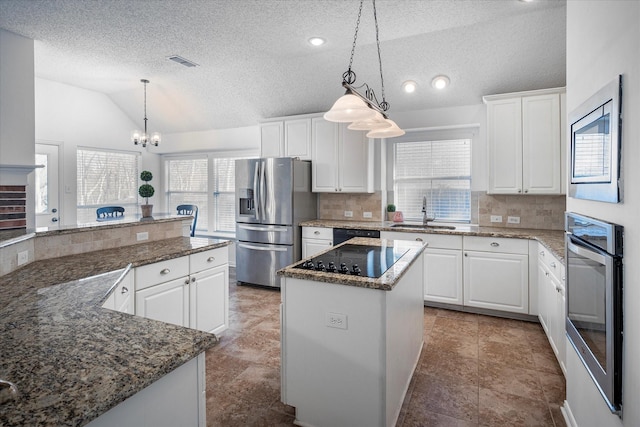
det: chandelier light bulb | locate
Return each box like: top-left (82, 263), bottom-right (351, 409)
top-left (132, 79), bottom-right (160, 148)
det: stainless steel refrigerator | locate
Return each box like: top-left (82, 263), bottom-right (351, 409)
top-left (235, 157), bottom-right (317, 288)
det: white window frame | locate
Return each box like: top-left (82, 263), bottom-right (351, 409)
top-left (386, 127), bottom-right (476, 223)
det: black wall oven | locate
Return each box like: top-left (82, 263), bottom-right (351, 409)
top-left (565, 212), bottom-right (623, 415)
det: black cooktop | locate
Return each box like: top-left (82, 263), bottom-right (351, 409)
top-left (296, 244), bottom-right (409, 278)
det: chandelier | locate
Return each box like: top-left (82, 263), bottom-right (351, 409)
top-left (131, 79), bottom-right (161, 148)
top-left (324, 0), bottom-right (404, 138)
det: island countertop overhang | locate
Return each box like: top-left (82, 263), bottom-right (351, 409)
top-left (277, 237), bottom-right (426, 291)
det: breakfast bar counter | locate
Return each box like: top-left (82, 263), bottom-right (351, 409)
top-left (0, 236), bottom-right (230, 426)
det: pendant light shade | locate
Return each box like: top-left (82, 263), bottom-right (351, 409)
top-left (324, 93), bottom-right (377, 123)
top-left (366, 119), bottom-right (405, 138)
top-left (348, 110), bottom-right (392, 131)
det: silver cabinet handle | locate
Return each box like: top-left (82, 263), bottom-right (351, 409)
top-left (415, 238), bottom-right (423, 242)
top-left (314, 231), bottom-right (320, 235)
top-left (160, 268), bottom-right (170, 275)
top-left (51, 217), bottom-right (58, 222)
top-left (545, 272), bottom-right (549, 277)
top-left (518, 189), bottom-right (522, 193)
top-left (207, 256), bottom-right (215, 262)
top-left (184, 278), bottom-right (190, 285)
top-left (550, 262), bottom-right (556, 268)
top-left (539, 250), bottom-right (545, 256)
top-left (524, 189), bottom-right (528, 193)
top-left (121, 286), bottom-right (128, 294)
top-left (191, 277), bottom-right (196, 283)
top-left (490, 242), bottom-right (499, 247)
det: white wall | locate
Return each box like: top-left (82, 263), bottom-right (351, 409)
top-left (35, 78), bottom-right (161, 225)
top-left (159, 127), bottom-right (259, 154)
top-left (565, 1), bottom-right (640, 426)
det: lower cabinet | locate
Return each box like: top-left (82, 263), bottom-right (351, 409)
top-left (537, 244), bottom-right (566, 374)
top-left (133, 247), bottom-right (229, 334)
top-left (463, 236), bottom-right (529, 314)
top-left (102, 269), bottom-right (134, 314)
top-left (301, 226), bottom-right (333, 258)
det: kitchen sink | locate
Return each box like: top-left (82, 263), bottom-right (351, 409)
top-left (389, 223), bottom-right (456, 230)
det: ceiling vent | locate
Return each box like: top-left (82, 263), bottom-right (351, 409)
top-left (167, 55), bottom-right (199, 68)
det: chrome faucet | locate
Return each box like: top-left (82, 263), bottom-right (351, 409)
top-left (422, 196), bottom-right (435, 224)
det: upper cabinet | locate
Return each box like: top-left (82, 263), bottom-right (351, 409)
top-left (260, 116), bottom-right (312, 160)
top-left (484, 87), bottom-right (565, 195)
top-left (311, 117), bottom-right (373, 193)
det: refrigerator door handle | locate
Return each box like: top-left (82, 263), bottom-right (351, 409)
top-left (253, 161), bottom-right (261, 221)
top-left (238, 224), bottom-right (289, 232)
top-left (259, 160), bottom-right (266, 221)
top-left (238, 243), bottom-right (289, 252)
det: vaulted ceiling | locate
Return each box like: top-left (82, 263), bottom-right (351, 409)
top-left (0, 0), bottom-right (566, 133)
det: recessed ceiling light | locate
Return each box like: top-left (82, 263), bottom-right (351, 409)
top-left (308, 37), bottom-right (326, 47)
top-left (431, 75), bottom-right (450, 90)
top-left (402, 80), bottom-right (417, 93)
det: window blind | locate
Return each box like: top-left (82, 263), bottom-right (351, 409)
top-left (166, 157), bottom-right (209, 230)
top-left (76, 148), bottom-right (139, 223)
top-left (393, 139), bottom-right (471, 222)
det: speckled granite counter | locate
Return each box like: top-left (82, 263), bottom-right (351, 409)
top-left (0, 236), bottom-right (230, 426)
top-left (278, 237), bottom-right (425, 291)
top-left (300, 220), bottom-right (566, 263)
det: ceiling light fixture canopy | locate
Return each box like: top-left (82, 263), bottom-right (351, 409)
top-left (431, 75), bottom-right (450, 90)
top-left (324, 0), bottom-right (405, 138)
top-left (131, 79), bottom-right (161, 148)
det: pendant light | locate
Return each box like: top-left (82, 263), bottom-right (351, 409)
top-left (324, 0), bottom-right (404, 138)
top-left (131, 79), bottom-right (161, 148)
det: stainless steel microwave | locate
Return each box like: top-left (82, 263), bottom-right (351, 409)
top-left (569, 75), bottom-right (622, 203)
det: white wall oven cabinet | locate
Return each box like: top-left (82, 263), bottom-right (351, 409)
top-left (134, 247), bottom-right (229, 335)
top-left (301, 226), bottom-right (333, 259)
top-left (463, 236), bottom-right (529, 314)
top-left (381, 231), bottom-right (463, 305)
top-left (311, 117), bottom-right (373, 193)
top-left (537, 244), bottom-right (566, 375)
top-left (484, 87), bottom-right (565, 195)
top-left (260, 117), bottom-right (313, 160)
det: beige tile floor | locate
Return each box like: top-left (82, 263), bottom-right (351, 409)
top-left (205, 268), bottom-right (567, 426)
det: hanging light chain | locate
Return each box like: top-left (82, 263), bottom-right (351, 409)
top-left (372, 0), bottom-right (388, 110)
top-left (344, 0), bottom-right (364, 85)
top-left (142, 79), bottom-right (148, 136)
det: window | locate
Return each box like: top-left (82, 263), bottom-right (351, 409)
top-left (77, 148), bottom-right (140, 223)
top-left (393, 137), bottom-right (471, 222)
top-left (164, 155), bottom-right (238, 234)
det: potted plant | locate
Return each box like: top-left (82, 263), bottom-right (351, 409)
top-left (139, 170), bottom-right (155, 218)
top-left (386, 204), bottom-right (396, 221)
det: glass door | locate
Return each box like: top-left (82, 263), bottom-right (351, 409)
top-left (35, 143), bottom-right (60, 229)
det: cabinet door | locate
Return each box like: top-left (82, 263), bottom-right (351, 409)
top-left (190, 265), bottom-right (229, 335)
top-left (487, 98), bottom-right (523, 194)
top-left (338, 125), bottom-right (372, 193)
top-left (555, 280), bottom-right (566, 375)
top-left (261, 122), bottom-right (284, 158)
top-left (424, 248), bottom-right (463, 305)
top-left (311, 118), bottom-right (339, 192)
top-left (284, 118), bottom-right (312, 160)
top-left (537, 261), bottom-right (552, 335)
top-left (522, 94), bottom-right (561, 194)
top-left (302, 238), bottom-right (333, 258)
top-left (136, 277), bottom-right (189, 328)
top-left (463, 250), bottom-right (529, 314)
top-left (114, 270), bottom-right (133, 314)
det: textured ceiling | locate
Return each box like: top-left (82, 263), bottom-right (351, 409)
top-left (0, 0), bottom-right (566, 133)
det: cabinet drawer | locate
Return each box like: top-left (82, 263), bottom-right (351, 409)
top-left (302, 226), bottom-right (333, 240)
top-left (135, 256), bottom-right (189, 291)
top-left (382, 231), bottom-right (462, 250)
top-left (190, 247), bottom-right (228, 273)
top-left (537, 244), bottom-right (564, 281)
top-left (463, 236), bottom-right (528, 254)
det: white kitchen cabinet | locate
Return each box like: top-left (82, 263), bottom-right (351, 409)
top-left (260, 117), bottom-right (312, 160)
top-left (484, 88), bottom-right (564, 195)
top-left (463, 236), bottom-right (529, 314)
top-left (311, 117), bottom-right (373, 193)
top-left (381, 231), bottom-right (463, 305)
top-left (537, 245), bottom-right (566, 375)
top-left (102, 270), bottom-right (133, 314)
top-left (301, 226), bottom-right (333, 258)
top-left (134, 247), bottom-right (229, 334)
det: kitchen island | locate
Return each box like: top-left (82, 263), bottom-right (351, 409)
top-left (278, 237), bottom-right (425, 427)
top-left (0, 236), bottom-right (230, 426)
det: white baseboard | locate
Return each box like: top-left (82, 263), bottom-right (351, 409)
top-left (562, 400), bottom-right (578, 427)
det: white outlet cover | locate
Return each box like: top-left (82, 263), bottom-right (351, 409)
top-left (507, 216), bottom-right (521, 224)
top-left (137, 231), bottom-right (149, 241)
top-left (344, 211), bottom-right (353, 217)
top-left (490, 215), bottom-right (502, 223)
top-left (363, 211), bottom-right (372, 218)
top-left (326, 312), bottom-right (348, 330)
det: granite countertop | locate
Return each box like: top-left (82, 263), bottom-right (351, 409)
top-left (277, 237), bottom-right (426, 291)
top-left (0, 236), bottom-right (230, 427)
top-left (300, 219), bottom-right (566, 263)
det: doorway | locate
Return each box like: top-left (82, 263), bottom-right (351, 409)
top-left (35, 143), bottom-right (61, 229)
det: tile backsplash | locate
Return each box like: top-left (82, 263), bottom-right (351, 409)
top-left (319, 192), bottom-right (383, 222)
top-left (477, 192), bottom-right (565, 230)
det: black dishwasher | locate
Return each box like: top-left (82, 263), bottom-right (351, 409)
top-left (332, 228), bottom-right (380, 245)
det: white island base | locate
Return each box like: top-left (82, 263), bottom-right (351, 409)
top-left (280, 253), bottom-right (424, 427)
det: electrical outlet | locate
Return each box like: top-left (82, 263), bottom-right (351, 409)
top-left (490, 215), bottom-right (503, 223)
top-left (17, 251), bottom-right (29, 266)
top-left (507, 216), bottom-right (521, 224)
top-left (137, 231), bottom-right (149, 241)
top-left (344, 211), bottom-right (353, 218)
top-left (326, 312), bottom-right (348, 330)
top-left (363, 211), bottom-right (372, 218)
